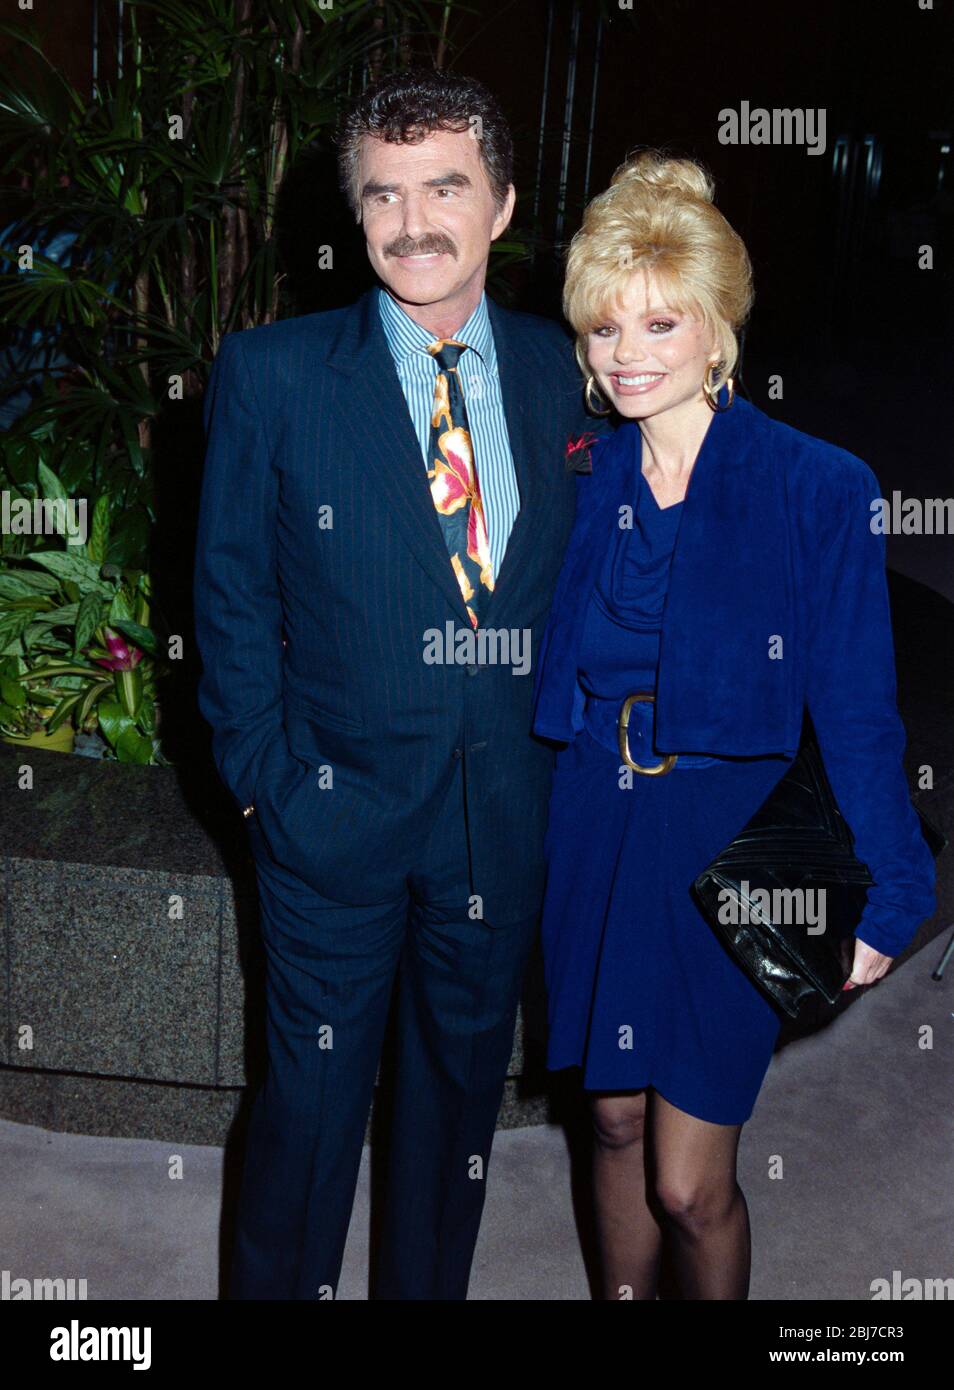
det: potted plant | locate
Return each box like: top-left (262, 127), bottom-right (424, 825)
top-left (0, 460), bottom-right (165, 762)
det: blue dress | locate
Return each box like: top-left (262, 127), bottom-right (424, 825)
top-left (540, 456), bottom-right (795, 1124)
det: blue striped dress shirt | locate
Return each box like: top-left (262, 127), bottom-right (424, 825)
top-left (377, 284), bottom-right (521, 580)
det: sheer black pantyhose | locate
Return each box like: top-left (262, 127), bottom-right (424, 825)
top-left (590, 1087), bottom-right (750, 1300)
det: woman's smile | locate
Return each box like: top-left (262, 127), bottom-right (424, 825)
top-left (610, 371), bottom-right (668, 395)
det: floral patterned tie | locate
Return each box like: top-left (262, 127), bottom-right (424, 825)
top-left (425, 339), bottom-right (494, 630)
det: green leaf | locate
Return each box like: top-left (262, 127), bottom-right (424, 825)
top-left (0, 573), bottom-right (44, 600)
top-left (19, 626), bottom-right (70, 653)
top-left (45, 690), bottom-right (82, 732)
top-left (115, 723), bottom-right (154, 764)
top-left (139, 697), bottom-right (157, 735)
top-left (29, 603), bottom-right (79, 628)
top-left (0, 596), bottom-right (49, 617)
top-left (0, 608), bottom-right (34, 650)
top-left (97, 698), bottom-right (133, 748)
top-left (108, 589), bottom-right (133, 623)
top-left (76, 679), bottom-right (108, 726)
top-left (0, 568), bottom-right (61, 596)
top-left (29, 549), bottom-right (111, 594)
top-left (0, 677), bottom-right (26, 708)
top-left (87, 494), bottom-right (111, 566)
top-left (116, 665), bottom-right (142, 720)
top-left (74, 592), bottom-right (104, 653)
top-left (37, 458), bottom-right (68, 506)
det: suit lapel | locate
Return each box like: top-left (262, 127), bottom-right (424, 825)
top-left (477, 295), bottom-right (539, 627)
top-left (323, 286), bottom-right (473, 627)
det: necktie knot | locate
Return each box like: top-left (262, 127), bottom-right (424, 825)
top-left (428, 339), bottom-right (468, 372)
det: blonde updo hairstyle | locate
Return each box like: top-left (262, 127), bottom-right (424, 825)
top-left (563, 151), bottom-right (753, 399)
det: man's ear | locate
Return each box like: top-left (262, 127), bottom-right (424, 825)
top-left (491, 183), bottom-right (517, 241)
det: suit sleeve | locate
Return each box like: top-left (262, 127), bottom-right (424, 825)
top-left (193, 332), bottom-right (289, 813)
top-left (805, 459), bottom-right (936, 958)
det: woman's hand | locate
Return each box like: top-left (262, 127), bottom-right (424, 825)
top-left (843, 937), bottom-right (894, 990)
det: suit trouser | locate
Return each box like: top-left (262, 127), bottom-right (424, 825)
top-left (229, 757), bottom-right (539, 1300)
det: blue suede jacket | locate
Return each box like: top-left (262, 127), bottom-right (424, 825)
top-left (531, 393), bottom-right (937, 958)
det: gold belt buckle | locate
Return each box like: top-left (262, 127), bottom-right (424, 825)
top-left (618, 692), bottom-right (678, 776)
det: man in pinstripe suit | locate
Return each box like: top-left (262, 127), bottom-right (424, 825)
top-left (194, 68), bottom-right (604, 1299)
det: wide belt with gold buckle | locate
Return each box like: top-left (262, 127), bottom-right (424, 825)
top-left (616, 691), bottom-right (677, 775)
top-left (582, 691), bottom-right (720, 772)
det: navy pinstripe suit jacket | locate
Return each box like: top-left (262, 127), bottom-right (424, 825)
top-left (194, 285), bottom-right (604, 921)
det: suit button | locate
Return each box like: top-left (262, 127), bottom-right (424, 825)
top-left (466, 664), bottom-right (478, 677)
top-left (452, 748), bottom-right (463, 760)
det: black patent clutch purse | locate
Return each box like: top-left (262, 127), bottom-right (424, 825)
top-left (692, 711), bottom-right (947, 1018)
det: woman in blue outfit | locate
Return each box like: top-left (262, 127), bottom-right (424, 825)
top-left (531, 151), bottom-right (936, 1300)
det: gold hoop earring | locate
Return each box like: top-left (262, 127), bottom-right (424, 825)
top-left (703, 363), bottom-right (735, 412)
top-left (584, 375), bottom-right (613, 417)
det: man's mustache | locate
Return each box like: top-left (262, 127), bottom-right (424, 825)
top-left (386, 238), bottom-right (457, 258)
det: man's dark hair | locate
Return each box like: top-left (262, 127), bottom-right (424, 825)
top-left (336, 66), bottom-right (514, 225)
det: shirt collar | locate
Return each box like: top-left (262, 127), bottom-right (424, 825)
top-left (377, 284), bottom-right (493, 367)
